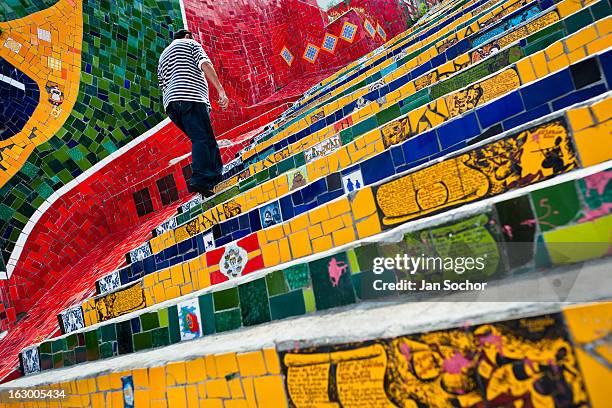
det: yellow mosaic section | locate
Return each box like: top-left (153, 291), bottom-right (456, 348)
top-left (0, 348), bottom-right (287, 408)
top-left (150, 20), bottom-right (611, 254)
top-left (78, 96), bottom-right (612, 327)
top-left (0, 0), bottom-right (83, 187)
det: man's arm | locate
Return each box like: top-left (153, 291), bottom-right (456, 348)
top-left (200, 61), bottom-right (229, 109)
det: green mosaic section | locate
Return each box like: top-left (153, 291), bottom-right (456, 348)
top-left (0, 0), bottom-right (58, 21)
top-left (0, 0), bottom-right (183, 266)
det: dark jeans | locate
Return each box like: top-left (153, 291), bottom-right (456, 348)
top-left (166, 101), bottom-right (222, 190)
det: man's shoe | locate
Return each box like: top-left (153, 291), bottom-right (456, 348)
top-left (188, 184), bottom-right (214, 198)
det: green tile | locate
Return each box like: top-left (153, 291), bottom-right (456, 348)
top-left (133, 332), bottom-right (153, 352)
top-left (53, 352), bottom-right (64, 369)
top-left (213, 287), bottom-right (240, 311)
top-left (352, 116), bottom-right (378, 137)
top-left (565, 8), bottom-right (593, 34)
top-left (100, 324), bottom-right (117, 342)
top-left (84, 331), bottom-right (100, 361)
top-left (346, 249), bottom-right (360, 273)
top-left (66, 334), bottom-right (78, 350)
top-left (590, 0), bottom-right (612, 20)
top-left (151, 327), bottom-right (170, 348)
top-left (214, 309), bottom-right (242, 333)
top-left (530, 181), bottom-right (580, 232)
top-left (303, 288), bottom-right (316, 313)
top-left (99, 342), bottom-right (114, 359)
top-left (158, 308), bottom-right (169, 328)
top-left (140, 312), bottom-right (160, 331)
top-left (353, 243), bottom-right (380, 272)
top-left (284, 263), bottom-right (311, 290)
top-left (277, 156), bottom-right (296, 174)
top-left (376, 104), bottom-right (401, 125)
top-left (269, 290), bottom-right (306, 320)
top-left (51, 338), bottom-right (67, 353)
top-left (340, 128), bottom-right (354, 145)
top-left (265, 270), bottom-right (288, 296)
top-left (198, 293), bottom-right (216, 335)
top-left (309, 253), bottom-right (356, 311)
top-left (39, 342), bottom-right (52, 354)
top-left (168, 305), bottom-right (181, 345)
top-left (294, 152), bottom-right (306, 167)
top-left (238, 278), bottom-right (271, 326)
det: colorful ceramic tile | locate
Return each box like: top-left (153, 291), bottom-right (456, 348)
top-left (202, 230), bottom-right (215, 251)
top-left (309, 253), bottom-right (356, 311)
top-left (177, 298), bottom-right (203, 341)
top-left (121, 375), bottom-right (134, 408)
top-left (128, 242), bottom-right (153, 263)
top-left (288, 166), bottom-right (308, 190)
top-left (304, 134), bottom-right (341, 163)
top-left (342, 169), bottom-right (364, 194)
top-left (260, 201), bottom-right (282, 228)
top-left (20, 346), bottom-right (40, 376)
top-left (97, 270), bottom-right (121, 295)
top-left (59, 306), bottom-right (86, 334)
top-left (238, 278), bottom-right (271, 326)
top-left (219, 243), bottom-right (249, 279)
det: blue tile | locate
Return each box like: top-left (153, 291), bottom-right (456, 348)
top-left (438, 112), bottom-right (480, 149)
top-left (130, 318), bottom-right (141, 334)
top-left (232, 229), bottom-right (251, 241)
top-left (477, 91), bottom-right (524, 129)
top-left (361, 151), bottom-right (395, 184)
top-left (279, 196), bottom-right (294, 220)
top-left (503, 104), bottom-right (551, 131)
top-left (402, 130), bottom-right (439, 163)
top-left (599, 49), bottom-right (612, 84)
top-left (165, 244), bottom-right (178, 260)
top-left (238, 214), bottom-right (250, 230)
top-left (248, 209), bottom-right (261, 231)
top-left (317, 189), bottom-right (343, 206)
top-left (215, 235), bottom-right (232, 247)
top-left (143, 257), bottom-right (156, 274)
top-left (551, 84), bottom-right (607, 111)
top-left (177, 238), bottom-right (192, 255)
top-left (520, 69), bottom-right (574, 110)
top-left (390, 145), bottom-right (406, 169)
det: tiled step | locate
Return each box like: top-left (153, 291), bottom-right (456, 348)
top-left (8, 301), bottom-right (611, 407)
top-left (92, 40), bottom-right (612, 305)
top-left (161, 8), bottom-right (610, 241)
top-left (22, 95), bottom-right (612, 374)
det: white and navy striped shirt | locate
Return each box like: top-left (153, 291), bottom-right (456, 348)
top-left (158, 39), bottom-right (212, 110)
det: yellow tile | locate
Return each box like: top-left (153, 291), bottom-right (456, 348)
top-left (351, 187), bottom-right (376, 219)
top-left (557, 0), bottom-right (582, 17)
top-left (565, 26), bottom-right (598, 51)
top-left (308, 205), bottom-right (330, 225)
top-left (91, 392), bottom-right (105, 408)
top-left (530, 52), bottom-right (549, 78)
top-left (206, 354), bottom-right (217, 378)
top-left (198, 382), bottom-right (207, 399)
top-left (265, 224), bottom-right (284, 241)
top-left (167, 361), bottom-right (187, 386)
top-left (132, 368), bottom-right (148, 387)
top-left (548, 54), bottom-right (569, 72)
top-left (289, 213), bottom-right (310, 232)
top-left (216, 352), bottom-right (239, 377)
top-left (573, 122), bottom-right (612, 167)
top-left (165, 285), bottom-right (181, 300)
top-left (237, 351), bottom-right (267, 377)
top-left (289, 230), bottom-right (313, 258)
top-left (167, 387), bottom-right (187, 408)
top-left (263, 348), bottom-right (281, 374)
top-left (96, 374), bottom-right (111, 391)
top-left (567, 107), bottom-right (594, 131)
top-left (206, 379), bottom-right (230, 398)
top-left (596, 17), bottom-right (612, 36)
top-left (225, 400), bottom-right (249, 408)
top-left (111, 390), bottom-right (123, 407)
top-left (76, 379), bottom-right (89, 395)
top-left (586, 36), bottom-right (611, 54)
top-left (327, 197), bottom-right (350, 218)
top-left (262, 241), bottom-right (281, 267)
top-left (568, 48), bottom-right (587, 64)
top-left (229, 378), bottom-right (245, 399)
top-left (332, 227), bottom-right (356, 247)
top-left (186, 384), bottom-right (199, 407)
top-left (278, 238), bottom-right (292, 263)
top-left (134, 390), bottom-right (150, 407)
top-left (322, 216), bottom-right (344, 235)
top-left (356, 213), bottom-right (382, 238)
top-left (592, 97), bottom-right (612, 122)
top-left (186, 357), bottom-right (207, 383)
top-left (143, 274), bottom-right (157, 288)
top-left (109, 372), bottom-right (123, 389)
top-left (516, 58), bottom-right (536, 84)
top-left (544, 41), bottom-right (564, 61)
top-left (253, 376), bottom-right (287, 408)
top-left (150, 366), bottom-right (167, 403)
top-left (194, 399), bottom-right (222, 408)
top-left (308, 224), bottom-right (323, 239)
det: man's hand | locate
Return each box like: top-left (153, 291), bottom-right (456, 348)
top-left (218, 89), bottom-right (229, 110)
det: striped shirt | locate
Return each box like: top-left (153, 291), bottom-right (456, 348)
top-left (158, 39), bottom-right (212, 110)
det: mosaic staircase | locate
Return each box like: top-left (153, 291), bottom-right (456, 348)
top-left (2, 0), bottom-right (611, 406)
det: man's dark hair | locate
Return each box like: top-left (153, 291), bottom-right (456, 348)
top-left (173, 29), bottom-right (193, 40)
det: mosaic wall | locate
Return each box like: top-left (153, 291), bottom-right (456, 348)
top-left (0, 0), bottom-right (413, 331)
top-left (2, 302), bottom-right (609, 407)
